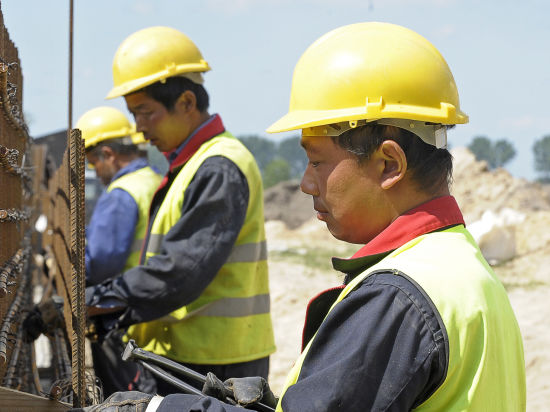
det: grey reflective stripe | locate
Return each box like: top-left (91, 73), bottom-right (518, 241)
top-left (157, 294), bottom-right (271, 322)
top-left (200, 294), bottom-right (270, 317)
top-left (130, 237), bottom-right (143, 254)
top-left (146, 235), bottom-right (267, 263)
top-left (146, 233), bottom-right (164, 255)
top-left (226, 241), bottom-right (267, 263)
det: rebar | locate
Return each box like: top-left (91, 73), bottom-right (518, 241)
top-left (0, 59), bottom-right (28, 133)
top-left (0, 247), bottom-right (27, 297)
top-left (50, 329), bottom-right (72, 403)
top-left (52, 329), bottom-right (71, 384)
top-left (69, 126), bottom-right (86, 407)
top-left (3, 324), bottom-right (25, 388)
top-left (0, 144), bottom-right (32, 183)
top-left (0, 207), bottom-right (30, 223)
top-left (0, 254), bottom-right (30, 364)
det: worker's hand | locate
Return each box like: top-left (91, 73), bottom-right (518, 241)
top-left (202, 373), bottom-right (278, 408)
top-left (22, 295), bottom-right (64, 342)
top-left (69, 391), bottom-right (154, 411)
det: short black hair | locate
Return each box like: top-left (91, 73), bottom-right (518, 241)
top-left (332, 123), bottom-right (453, 195)
top-left (141, 76), bottom-right (209, 112)
top-left (86, 137), bottom-right (139, 157)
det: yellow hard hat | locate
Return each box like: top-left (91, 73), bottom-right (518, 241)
top-left (76, 106), bottom-right (133, 149)
top-left (130, 124), bottom-right (147, 146)
top-left (267, 22), bottom-right (468, 135)
top-left (106, 26), bottom-right (211, 99)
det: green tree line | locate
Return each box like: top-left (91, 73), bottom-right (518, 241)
top-left (238, 135), bottom-right (307, 188)
top-left (467, 135), bottom-right (550, 183)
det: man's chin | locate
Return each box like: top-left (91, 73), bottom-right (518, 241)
top-left (326, 225), bottom-right (362, 244)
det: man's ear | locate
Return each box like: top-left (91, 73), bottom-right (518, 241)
top-left (378, 140), bottom-right (407, 190)
top-left (99, 145), bottom-right (115, 161)
top-left (175, 90), bottom-right (198, 114)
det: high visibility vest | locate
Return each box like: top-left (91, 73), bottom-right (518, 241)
top-left (277, 225), bottom-right (525, 411)
top-left (106, 165), bottom-right (161, 272)
top-left (126, 132), bottom-right (275, 365)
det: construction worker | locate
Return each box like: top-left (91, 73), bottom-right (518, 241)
top-left (84, 26), bottom-right (275, 396)
top-left (79, 106), bottom-right (161, 286)
top-left (76, 22), bottom-right (525, 412)
top-left (78, 106), bottom-right (162, 395)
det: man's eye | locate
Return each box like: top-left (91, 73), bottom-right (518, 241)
top-left (310, 161), bottom-right (320, 168)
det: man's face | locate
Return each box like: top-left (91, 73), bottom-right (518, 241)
top-left (86, 149), bottom-right (116, 186)
top-left (300, 135), bottom-right (393, 244)
top-left (125, 92), bottom-right (191, 152)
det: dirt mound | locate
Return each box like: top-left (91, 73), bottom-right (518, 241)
top-left (450, 147), bottom-right (550, 223)
top-left (264, 180), bottom-right (314, 229)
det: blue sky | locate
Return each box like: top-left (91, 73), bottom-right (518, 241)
top-left (2, 0), bottom-right (549, 180)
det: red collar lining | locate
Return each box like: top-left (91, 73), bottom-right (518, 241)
top-left (351, 196), bottom-right (465, 259)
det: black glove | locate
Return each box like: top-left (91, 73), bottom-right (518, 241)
top-left (22, 295), bottom-right (64, 342)
top-left (202, 373), bottom-right (278, 408)
top-left (69, 391), bottom-right (154, 412)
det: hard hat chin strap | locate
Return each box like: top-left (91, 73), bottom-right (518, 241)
top-left (302, 118), bottom-right (448, 149)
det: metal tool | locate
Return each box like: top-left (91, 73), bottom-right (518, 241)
top-left (122, 340), bottom-right (275, 412)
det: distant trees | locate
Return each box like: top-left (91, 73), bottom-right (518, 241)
top-left (533, 135), bottom-right (550, 182)
top-left (238, 135), bottom-right (276, 171)
top-left (467, 136), bottom-right (516, 169)
top-left (238, 134), bottom-right (307, 188)
top-left (277, 136), bottom-right (308, 178)
top-left (263, 158), bottom-right (292, 188)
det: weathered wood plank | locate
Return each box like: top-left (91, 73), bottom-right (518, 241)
top-left (0, 386), bottom-right (70, 411)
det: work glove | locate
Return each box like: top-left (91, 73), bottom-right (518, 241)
top-left (69, 391), bottom-right (154, 412)
top-left (202, 373), bottom-right (278, 408)
top-left (22, 295), bottom-right (64, 342)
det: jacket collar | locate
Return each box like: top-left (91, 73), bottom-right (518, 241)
top-left (111, 157), bottom-right (149, 182)
top-left (332, 196), bottom-right (465, 275)
top-left (165, 114), bottom-right (225, 172)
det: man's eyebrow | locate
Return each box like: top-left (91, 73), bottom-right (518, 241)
top-left (128, 103), bottom-right (147, 112)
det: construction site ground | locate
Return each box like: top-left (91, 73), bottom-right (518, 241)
top-left (264, 147), bottom-right (550, 411)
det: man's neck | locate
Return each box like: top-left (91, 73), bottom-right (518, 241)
top-left (115, 154), bottom-right (140, 171)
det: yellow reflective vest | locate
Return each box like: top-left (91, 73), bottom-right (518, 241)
top-left (277, 225), bottom-right (525, 411)
top-left (126, 132), bottom-right (275, 365)
top-left (106, 165), bottom-right (161, 272)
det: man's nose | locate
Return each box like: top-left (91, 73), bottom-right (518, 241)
top-left (300, 167), bottom-right (318, 196)
top-left (135, 120), bottom-right (146, 133)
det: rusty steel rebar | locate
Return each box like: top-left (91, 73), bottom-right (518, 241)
top-left (0, 247), bottom-right (27, 297)
top-left (0, 207), bottom-right (30, 223)
top-left (0, 58), bottom-right (28, 133)
top-left (69, 126), bottom-right (86, 407)
top-left (0, 254), bottom-right (30, 364)
top-left (0, 144), bottom-right (32, 186)
top-left (52, 329), bottom-right (71, 387)
top-left (3, 322), bottom-right (25, 389)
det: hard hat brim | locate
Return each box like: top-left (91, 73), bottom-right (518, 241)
top-left (267, 103), bottom-right (468, 134)
top-left (106, 63), bottom-right (211, 99)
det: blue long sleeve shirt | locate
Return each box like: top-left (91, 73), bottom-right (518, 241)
top-left (85, 157), bottom-right (151, 285)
